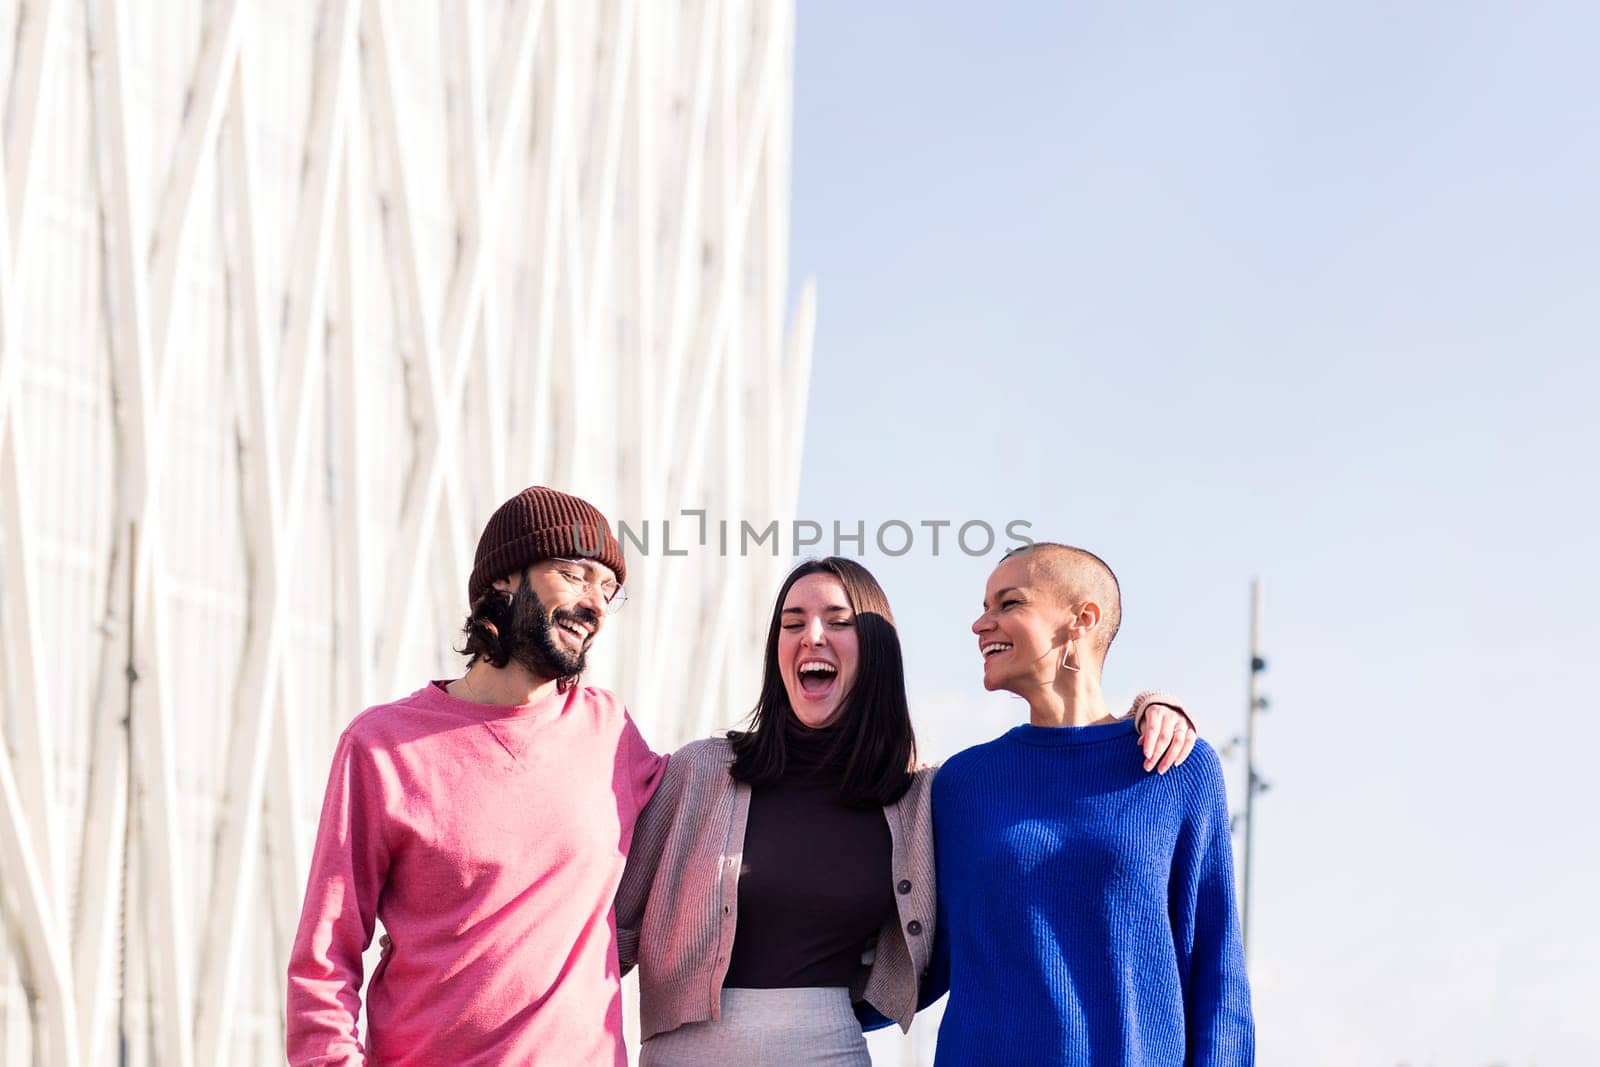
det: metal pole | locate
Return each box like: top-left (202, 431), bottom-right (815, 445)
top-left (1242, 578), bottom-right (1264, 959)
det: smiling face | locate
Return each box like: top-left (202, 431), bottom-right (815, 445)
top-left (490, 558), bottom-right (613, 680)
top-left (972, 553), bottom-right (1072, 694)
top-left (530, 557), bottom-right (613, 653)
top-left (777, 573), bottom-right (861, 728)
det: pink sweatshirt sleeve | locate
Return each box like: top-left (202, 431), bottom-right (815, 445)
top-left (285, 730), bottom-right (390, 1066)
top-left (620, 712), bottom-right (668, 815)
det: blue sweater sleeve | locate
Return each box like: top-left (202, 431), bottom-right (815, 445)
top-left (923, 761), bottom-right (956, 1010)
top-left (1169, 744), bottom-right (1255, 1065)
top-left (925, 876), bottom-right (951, 1002)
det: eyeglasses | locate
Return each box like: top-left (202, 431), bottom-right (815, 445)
top-left (548, 558), bottom-right (628, 614)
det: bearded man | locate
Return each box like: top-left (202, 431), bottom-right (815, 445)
top-left (286, 486), bottom-right (665, 1066)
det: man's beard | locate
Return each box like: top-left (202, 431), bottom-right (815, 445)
top-left (500, 582), bottom-right (598, 682)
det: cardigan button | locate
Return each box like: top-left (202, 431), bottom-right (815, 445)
top-left (896, 879), bottom-right (912, 895)
top-left (906, 920), bottom-right (923, 936)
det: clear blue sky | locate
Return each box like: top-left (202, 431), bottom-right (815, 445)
top-left (788, 2), bottom-right (1600, 1063)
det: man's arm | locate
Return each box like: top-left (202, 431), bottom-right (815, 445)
top-left (1128, 690), bottom-right (1198, 774)
top-left (285, 732), bottom-right (388, 1066)
top-left (1170, 745), bottom-right (1255, 1065)
top-left (619, 711), bottom-right (669, 819)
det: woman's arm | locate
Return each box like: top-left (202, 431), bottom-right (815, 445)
top-left (1169, 743), bottom-right (1255, 1064)
top-left (614, 744), bottom-right (691, 972)
top-left (615, 774), bottom-right (676, 972)
top-left (1129, 690), bottom-right (1198, 774)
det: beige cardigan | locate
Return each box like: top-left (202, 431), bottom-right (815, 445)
top-left (615, 738), bottom-right (937, 1040)
top-left (614, 693), bottom-right (1182, 1042)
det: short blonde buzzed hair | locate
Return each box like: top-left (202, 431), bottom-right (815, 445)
top-left (1003, 542), bottom-right (1122, 659)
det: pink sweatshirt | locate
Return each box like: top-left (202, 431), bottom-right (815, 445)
top-left (285, 681), bottom-right (666, 1066)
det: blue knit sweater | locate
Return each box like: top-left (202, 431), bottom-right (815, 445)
top-left (929, 719), bottom-right (1253, 1066)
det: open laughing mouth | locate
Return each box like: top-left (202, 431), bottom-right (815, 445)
top-left (554, 617), bottom-right (593, 649)
top-left (980, 642), bottom-right (1012, 662)
top-left (796, 659), bottom-right (838, 700)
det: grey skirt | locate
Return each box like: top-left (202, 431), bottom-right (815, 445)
top-left (640, 986), bottom-right (871, 1067)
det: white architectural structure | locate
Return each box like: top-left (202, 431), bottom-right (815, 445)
top-left (0, 0), bottom-right (813, 1062)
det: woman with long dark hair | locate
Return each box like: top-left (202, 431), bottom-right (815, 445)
top-left (614, 557), bottom-right (1191, 1064)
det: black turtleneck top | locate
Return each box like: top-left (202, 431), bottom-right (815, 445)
top-left (722, 722), bottom-right (895, 989)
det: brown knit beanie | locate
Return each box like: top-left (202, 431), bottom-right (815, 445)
top-left (467, 487), bottom-right (626, 605)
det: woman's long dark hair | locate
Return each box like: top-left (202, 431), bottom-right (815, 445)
top-left (728, 557), bottom-right (917, 806)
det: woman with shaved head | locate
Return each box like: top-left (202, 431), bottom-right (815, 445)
top-left (930, 543), bottom-right (1255, 1065)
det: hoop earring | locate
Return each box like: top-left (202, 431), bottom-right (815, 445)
top-left (1060, 639), bottom-right (1080, 673)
